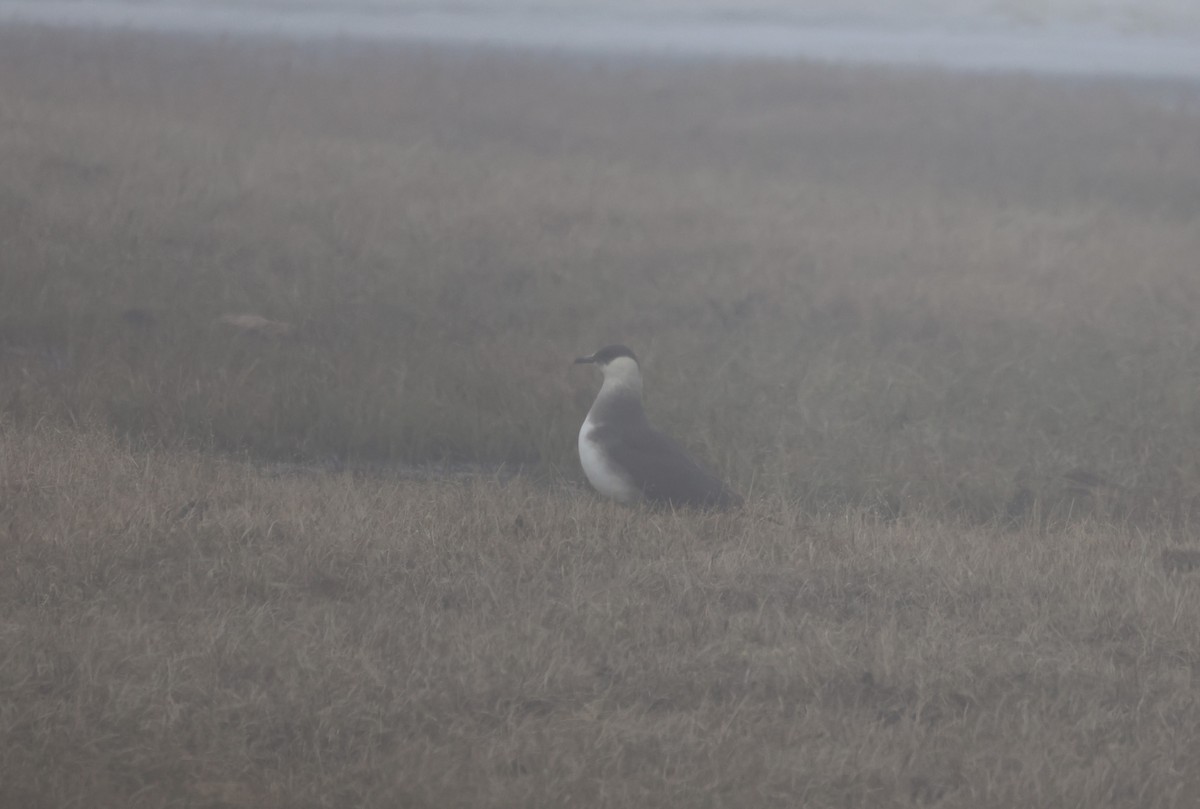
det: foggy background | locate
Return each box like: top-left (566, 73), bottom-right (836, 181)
top-left (5, 0), bottom-right (1200, 806)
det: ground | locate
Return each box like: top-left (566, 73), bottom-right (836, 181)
top-left (2, 26), bottom-right (1200, 808)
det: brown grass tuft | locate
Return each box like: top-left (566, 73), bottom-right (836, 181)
top-left (217, 313), bottom-right (296, 338)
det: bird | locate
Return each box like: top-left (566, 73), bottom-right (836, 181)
top-left (574, 344), bottom-right (742, 510)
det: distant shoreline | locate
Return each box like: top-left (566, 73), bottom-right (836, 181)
top-left (3, 0), bottom-right (1200, 81)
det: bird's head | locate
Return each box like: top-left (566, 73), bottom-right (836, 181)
top-left (574, 344), bottom-right (642, 391)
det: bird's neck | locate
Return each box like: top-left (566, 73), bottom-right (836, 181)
top-left (599, 358), bottom-right (643, 400)
top-left (589, 361), bottom-right (644, 424)
top-left (588, 381), bottom-right (643, 427)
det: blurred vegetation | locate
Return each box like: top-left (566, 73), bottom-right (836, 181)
top-left (2, 29), bottom-right (1199, 523)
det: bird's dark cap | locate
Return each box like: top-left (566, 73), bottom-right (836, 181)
top-left (574, 344), bottom-right (638, 366)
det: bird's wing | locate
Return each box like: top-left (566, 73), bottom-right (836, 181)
top-left (592, 420), bottom-right (741, 510)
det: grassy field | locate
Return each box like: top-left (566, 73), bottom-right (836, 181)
top-left (5, 427), bottom-right (1200, 808)
top-left (2, 25), bottom-right (1200, 807)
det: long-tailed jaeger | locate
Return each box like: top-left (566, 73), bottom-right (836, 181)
top-left (574, 344), bottom-right (741, 510)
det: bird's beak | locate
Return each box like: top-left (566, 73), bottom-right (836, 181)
top-left (573, 354), bottom-right (596, 365)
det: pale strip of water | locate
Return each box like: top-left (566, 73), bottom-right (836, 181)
top-left (2, 0), bottom-right (1200, 80)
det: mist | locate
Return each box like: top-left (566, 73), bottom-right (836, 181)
top-left (5, 2), bottom-right (1200, 807)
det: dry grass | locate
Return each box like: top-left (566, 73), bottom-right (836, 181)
top-left (4, 426), bottom-right (1200, 808)
top-left (2, 26), bottom-right (1200, 807)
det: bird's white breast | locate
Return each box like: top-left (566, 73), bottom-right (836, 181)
top-left (578, 414), bottom-right (638, 503)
